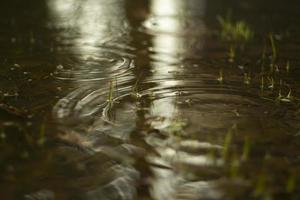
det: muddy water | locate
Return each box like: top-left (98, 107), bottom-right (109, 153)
top-left (0, 0), bottom-right (300, 199)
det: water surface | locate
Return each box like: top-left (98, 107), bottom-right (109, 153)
top-left (0, 0), bottom-right (300, 199)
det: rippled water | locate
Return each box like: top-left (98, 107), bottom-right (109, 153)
top-left (1, 0), bottom-right (300, 199)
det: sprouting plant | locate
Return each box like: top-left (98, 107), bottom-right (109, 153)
top-left (287, 89), bottom-right (292, 99)
top-left (222, 128), bottom-right (233, 161)
top-left (244, 73), bottom-right (251, 85)
top-left (218, 15), bottom-right (253, 63)
top-left (286, 174), bottom-right (296, 193)
top-left (168, 120), bottom-right (187, 136)
top-left (132, 73), bottom-right (143, 99)
top-left (114, 76), bottom-right (118, 97)
top-left (254, 173), bottom-right (266, 196)
top-left (261, 40), bottom-right (267, 74)
top-left (107, 79), bottom-right (114, 106)
top-left (260, 76), bottom-right (265, 91)
top-left (37, 122), bottom-right (46, 146)
top-left (207, 147), bottom-right (217, 163)
top-left (217, 68), bottom-right (224, 83)
top-left (228, 46), bottom-right (235, 63)
top-left (269, 33), bottom-right (277, 62)
top-left (242, 136), bottom-right (251, 161)
top-left (218, 16), bottom-right (253, 42)
top-left (0, 130), bottom-right (5, 140)
top-left (29, 31), bottom-right (35, 44)
top-left (286, 61), bottom-right (290, 73)
top-left (267, 77), bottom-right (274, 90)
top-left (230, 153), bottom-right (240, 177)
top-left (277, 88), bottom-right (293, 103)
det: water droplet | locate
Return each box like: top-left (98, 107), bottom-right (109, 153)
top-left (185, 99), bottom-right (192, 104)
top-left (27, 114), bottom-right (34, 119)
top-left (56, 65), bottom-right (64, 70)
top-left (7, 165), bottom-right (15, 172)
top-left (30, 37), bottom-right (35, 44)
top-left (0, 132), bottom-right (6, 140)
top-left (11, 37), bottom-right (16, 43)
top-left (148, 47), bottom-right (154, 52)
top-left (20, 151), bottom-right (29, 159)
top-left (238, 65), bottom-right (244, 70)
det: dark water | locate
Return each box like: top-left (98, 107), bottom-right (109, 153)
top-left (1, 0), bottom-right (300, 199)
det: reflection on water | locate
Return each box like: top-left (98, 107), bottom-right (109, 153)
top-left (0, 0), bottom-right (300, 199)
top-left (143, 1), bottom-right (219, 199)
top-left (48, 0), bottom-right (130, 47)
top-left (47, 0), bottom-right (140, 199)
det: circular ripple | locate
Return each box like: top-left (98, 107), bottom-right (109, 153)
top-left (142, 16), bottom-right (206, 36)
top-left (54, 51), bottom-right (134, 82)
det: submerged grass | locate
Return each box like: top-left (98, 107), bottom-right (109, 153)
top-left (254, 173), bottom-right (266, 197)
top-left (286, 174), bottom-right (296, 193)
top-left (241, 136), bottom-right (251, 161)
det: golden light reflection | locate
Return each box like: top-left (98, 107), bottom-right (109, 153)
top-left (149, 0), bottom-right (206, 126)
top-left (147, 0), bottom-right (208, 199)
top-left (48, 0), bottom-right (128, 54)
top-left (48, 0), bottom-right (136, 138)
top-left (150, 0), bottom-right (206, 16)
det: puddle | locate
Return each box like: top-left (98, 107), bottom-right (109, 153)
top-left (0, 0), bottom-right (300, 199)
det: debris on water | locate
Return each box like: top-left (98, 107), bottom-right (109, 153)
top-left (14, 64), bottom-right (20, 68)
top-left (184, 99), bottom-right (192, 105)
top-left (0, 103), bottom-right (28, 117)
